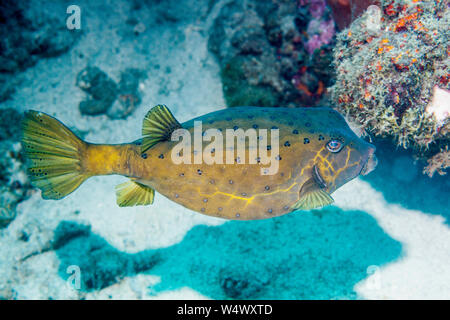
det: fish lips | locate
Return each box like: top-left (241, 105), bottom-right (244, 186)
top-left (360, 153), bottom-right (378, 176)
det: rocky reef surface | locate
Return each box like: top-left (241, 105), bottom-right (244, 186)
top-left (209, 0), bottom-right (336, 108)
top-left (331, 0), bottom-right (449, 176)
top-left (0, 0), bottom-right (81, 102)
top-left (0, 109), bottom-right (32, 228)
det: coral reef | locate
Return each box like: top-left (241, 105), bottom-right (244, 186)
top-left (0, 109), bottom-right (32, 228)
top-left (332, 0), bottom-right (449, 176)
top-left (423, 146), bottom-right (449, 177)
top-left (208, 0), bottom-right (336, 108)
top-left (76, 67), bottom-right (144, 118)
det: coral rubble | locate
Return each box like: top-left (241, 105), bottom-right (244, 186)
top-left (332, 0), bottom-right (449, 176)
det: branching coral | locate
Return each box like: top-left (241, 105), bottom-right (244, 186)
top-left (332, 0), bottom-right (449, 176)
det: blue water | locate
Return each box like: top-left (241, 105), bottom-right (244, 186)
top-left (56, 205), bottom-right (401, 299)
top-left (363, 139), bottom-right (450, 224)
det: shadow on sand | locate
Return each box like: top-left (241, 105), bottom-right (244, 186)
top-left (362, 138), bottom-right (450, 223)
top-left (55, 206), bottom-right (401, 299)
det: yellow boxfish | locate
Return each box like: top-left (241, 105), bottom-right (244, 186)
top-left (21, 105), bottom-right (377, 220)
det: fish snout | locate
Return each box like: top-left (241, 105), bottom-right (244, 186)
top-left (360, 146), bottom-right (377, 176)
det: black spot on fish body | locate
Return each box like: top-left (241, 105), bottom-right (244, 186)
top-left (233, 126), bottom-right (238, 130)
top-left (141, 153), bottom-right (147, 159)
top-left (304, 138), bottom-right (310, 144)
top-left (267, 145), bottom-right (271, 151)
top-left (252, 124), bottom-right (258, 129)
top-left (197, 169), bottom-right (202, 175)
top-left (284, 141), bottom-right (290, 147)
top-left (293, 129), bottom-right (299, 134)
top-left (158, 154), bottom-right (164, 159)
top-left (265, 186), bottom-right (270, 190)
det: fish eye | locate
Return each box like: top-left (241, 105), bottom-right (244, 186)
top-left (326, 139), bottom-right (343, 153)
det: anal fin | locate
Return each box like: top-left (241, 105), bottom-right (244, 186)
top-left (115, 180), bottom-right (155, 207)
top-left (291, 178), bottom-right (334, 210)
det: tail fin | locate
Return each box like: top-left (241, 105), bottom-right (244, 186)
top-left (21, 111), bottom-right (90, 200)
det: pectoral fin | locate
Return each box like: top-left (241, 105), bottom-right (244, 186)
top-left (115, 180), bottom-right (155, 207)
top-left (141, 104), bottom-right (182, 153)
top-left (291, 178), bottom-right (334, 210)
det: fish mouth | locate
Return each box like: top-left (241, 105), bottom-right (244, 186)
top-left (360, 154), bottom-right (378, 176)
top-left (313, 165), bottom-right (327, 189)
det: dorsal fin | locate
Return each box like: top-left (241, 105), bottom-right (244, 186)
top-left (142, 104), bottom-right (182, 153)
top-left (291, 178), bottom-right (334, 210)
top-left (115, 179), bottom-right (155, 207)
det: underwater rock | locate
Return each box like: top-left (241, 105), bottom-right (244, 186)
top-left (0, 141), bottom-right (32, 229)
top-left (0, 108), bottom-right (23, 141)
top-left (331, 0), bottom-right (449, 176)
top-left (76, 67), bottom-right (118, 115)
top-left (0, 0), bottom-right (80, 101)
top-left (0, 108), bottom-right (32, 228)
top-left (77, 67), bottom-right (145, 118)
top-left (208, 0), bottom-right (336, 108)
top-left (107, 68), bottom-right (145, 119)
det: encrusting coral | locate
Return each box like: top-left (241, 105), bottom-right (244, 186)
top-left (331, 0), bottom-right (449, 176)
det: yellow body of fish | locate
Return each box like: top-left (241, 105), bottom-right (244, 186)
top-left (21, 105), bottom-right (377, 220)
